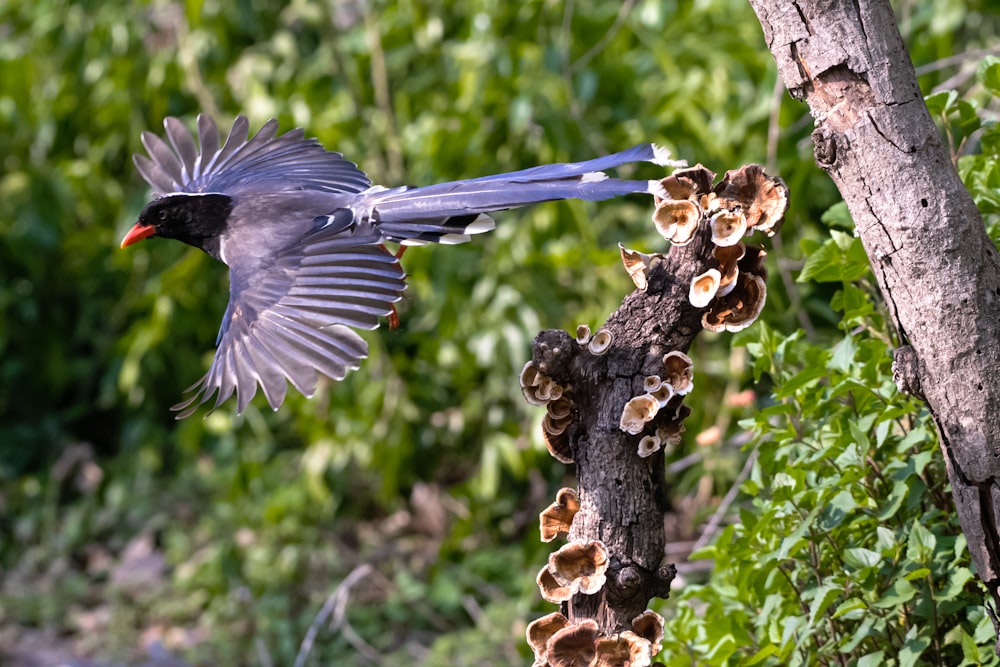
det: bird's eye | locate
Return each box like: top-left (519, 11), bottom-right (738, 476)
top-left (158, 209), bottom-right (168, 221)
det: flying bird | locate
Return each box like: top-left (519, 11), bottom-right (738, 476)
top-left (122, 114), bottom-right (676, 417)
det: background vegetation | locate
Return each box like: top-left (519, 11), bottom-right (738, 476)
top-left (1, 0), bottom-right (998, 664)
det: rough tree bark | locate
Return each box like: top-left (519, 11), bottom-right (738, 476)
top-left (749, 0), bottom-right (1000, 640)
top-left (524, 168), bottom-right (787, 664)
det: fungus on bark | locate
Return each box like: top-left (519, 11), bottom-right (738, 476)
top-left (593, 632), bottom-right (654, 667)
top-left (619, 394), bottom-right (660, 435)
top-left (547, 619), bottom-right (600, 667)
top-left (713, 164), bottom-right (789, 237)
top-left (548, 540), bottom-right (610, 595)
top-left (637, 434), bottom-right (662, 458)
top-left (702, 273), bottom-right (767, 332)
top-left (631, 610), bottom-right (665, 656)
top-left (662, 351), bottom-right (694, 396)
top-left (576, 324), bottom-right (592, 346)
top-left (527, 612), bottom-right (571, 667)
top-left (618, 243), bottom-right (660, 292)
top-left (540, 487), bottom-right (581, 542)
top-left (588, 330), bottom-right (613, 355)
top-left (713, 242), bottom-right (745, 297)
top-left (652, 199), bottom-right (701, 245)
top-left (537, 563), bottom-right (576, 603)
top-left (709, 208), bottom-right (747, 247)
top-left (688, 269), bottom-right (721, 308)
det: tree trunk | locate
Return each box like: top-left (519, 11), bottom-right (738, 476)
top-left (749, 0), bottom-right (1000, 641)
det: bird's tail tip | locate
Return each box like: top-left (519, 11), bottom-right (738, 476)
top-left (650, 143), bottom-right (687, 168)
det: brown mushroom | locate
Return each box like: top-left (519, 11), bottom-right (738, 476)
top-left (576, 323), bottom-right (592, 346)
top-left (619, 394), bottom-right (660, 435)
top-left (631, 610), bottom-right (665, 656)
top-left (547, 396), bottom-right (574, 421)
top-left (588, 329), bottom-right (613, 355)
top-left (709, 207), bottom-right (747, 247)
top-left (652, 199), bottom-right (701, 246)
top-left (656, 165), bottom-right (716, 201)
top-left (540, 487), bottom-right (581, 542)
top-left (593, 632), bottom-right (653, 667)
top-left (637, 434), bottom-right (662, 458)
top-left (527, 612), bottom-right (571, 667)
top-left (643, 375), bottom-right (662, 393)
top-left (648, 382), bottom-right (675, 407)
top-left (713, 164), bottom-right (789, 237)
top-left (689, 269), bottom-right (721, 308)
top-left (543, 425), bottom-right (574, 464)
top-left (713, 242), bottom-right (745, 296)
top-left (662, 351), bottom-right (694, 395)
top-left (618, 243), bottom-right (660, 291)
top-left (547, 619), bottom-right (600, 667)
top-left (739, 244), bottom-right (769, 280)
top-left (702, 273), bottom-right (767, 333)
top-left (537, 563), bottom-right (576, 603)
top-left (549, 540), bottom-right (610, 594)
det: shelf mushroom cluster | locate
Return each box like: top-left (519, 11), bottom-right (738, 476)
top-left (619, 351), bottom-right (694, 458)
top-left (520, 361), bottom-right (576, 464)
top-left (652, 163), bottom-right (788, 332)
top-left (526, 608), bottom-right (665, 667)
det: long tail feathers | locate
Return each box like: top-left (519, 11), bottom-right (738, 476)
top-left (365, 143), bottom-right (681, 245)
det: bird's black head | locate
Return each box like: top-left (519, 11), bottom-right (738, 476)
top-left (122, 193), bottom-right (233, 259)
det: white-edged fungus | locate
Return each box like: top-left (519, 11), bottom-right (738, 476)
top-left (619, 394), bottom-right (660, 435)
top-left (662, 351), bottom-right (694, 395)
top-left (548, 540), bottom-right (610, 595)
top-left (702, 273), bottom-right (767, 333)
top-left (713, 164), bottom-right (790, 237)
top-left (713, 242), bottom-right (746, 297)
top-left (547, 619), bottom-right (600, 667)
top-left (588, 329), bottom-right (613, 356)
top-left (710, 208), bottom-right (747, 247)
top-left (618, 243), bottom-right (659, 291)
top-left (648, 382), bottom-right (675, 407)
top-left (657, 165), bottom-right (716, 201)
top-left (547, 396), bottom-right (574, 421)
top-left (652, 199), bottom-right (701, 245)
top-left (643, 375), bottom-right (662, 393)
top-left (527, 612), bottom-right (571, 667)
top-left (537, 564), bottom-right (576, 603)
top-left (575, 323), bottom-right (592, 345)
top-left (593, 632), bottom-right (653, 667)
top-left (632, 610), bottom-right (666, 656)
top-left (543, 427), bottom-right (574, 464)
top-left (637, 434), bottom-right (662, 458)
top-left (689, 269), bottom-right (721, 308)
top-left (539, 487), bottom-right (581, 542)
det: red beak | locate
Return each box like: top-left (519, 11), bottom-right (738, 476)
top-left (120, 223), bottom-right (156, 248)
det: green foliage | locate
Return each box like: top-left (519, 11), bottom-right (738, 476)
top-left (656, 60), bottom-right (1000, 666)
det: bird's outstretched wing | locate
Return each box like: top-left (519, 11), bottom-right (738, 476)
top-left (171, 220), bottom-right (406, 418)
top-left (133, 114), bottom-right (372, 197)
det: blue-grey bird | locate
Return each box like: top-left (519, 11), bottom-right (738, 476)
top-left (121, 115), bottom-right (676, 417)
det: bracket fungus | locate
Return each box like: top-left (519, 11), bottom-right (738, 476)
top-left (618, 243), bottom-right (660, 291)
top-left (712, 242), bottom-right (745, 297)
top-left (527, 612), bottom-right (571, 667)
top-left (588, 329), bottom-right (613, 355)
top-left (709, 207), bottom-right (747, 247)
top-left (547, 619), bottom-right (601, 667)
top-left (662, 351), bottom-right (694, 396)
top-left (631, 610), bottom-right (666, 656)
top-left (548, 539), bottom-right (610, 595)
top-left (702, 273), bottom-right (767, 333)
top-left (688, 269), bottom-right (721, 308)
top-left (540, 487), bottom-right (581, 542)
top-left (575, 324), bottom-right (592, 346)
top-left (537, 563), bottom-right (576, 603)
top-left (651, 198), bottom-right (701, 245)
top-left (619, 394), bottom-right (660, 435)
top-left (593, 632), bottom-right (654, 667)
top-left (713, 164), bottom-right (789, 237)
top-left (637, 433), bottom-right (662, 458)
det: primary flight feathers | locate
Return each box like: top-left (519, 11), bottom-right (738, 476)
top-left (122, 114), bottom-right (679, 417)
